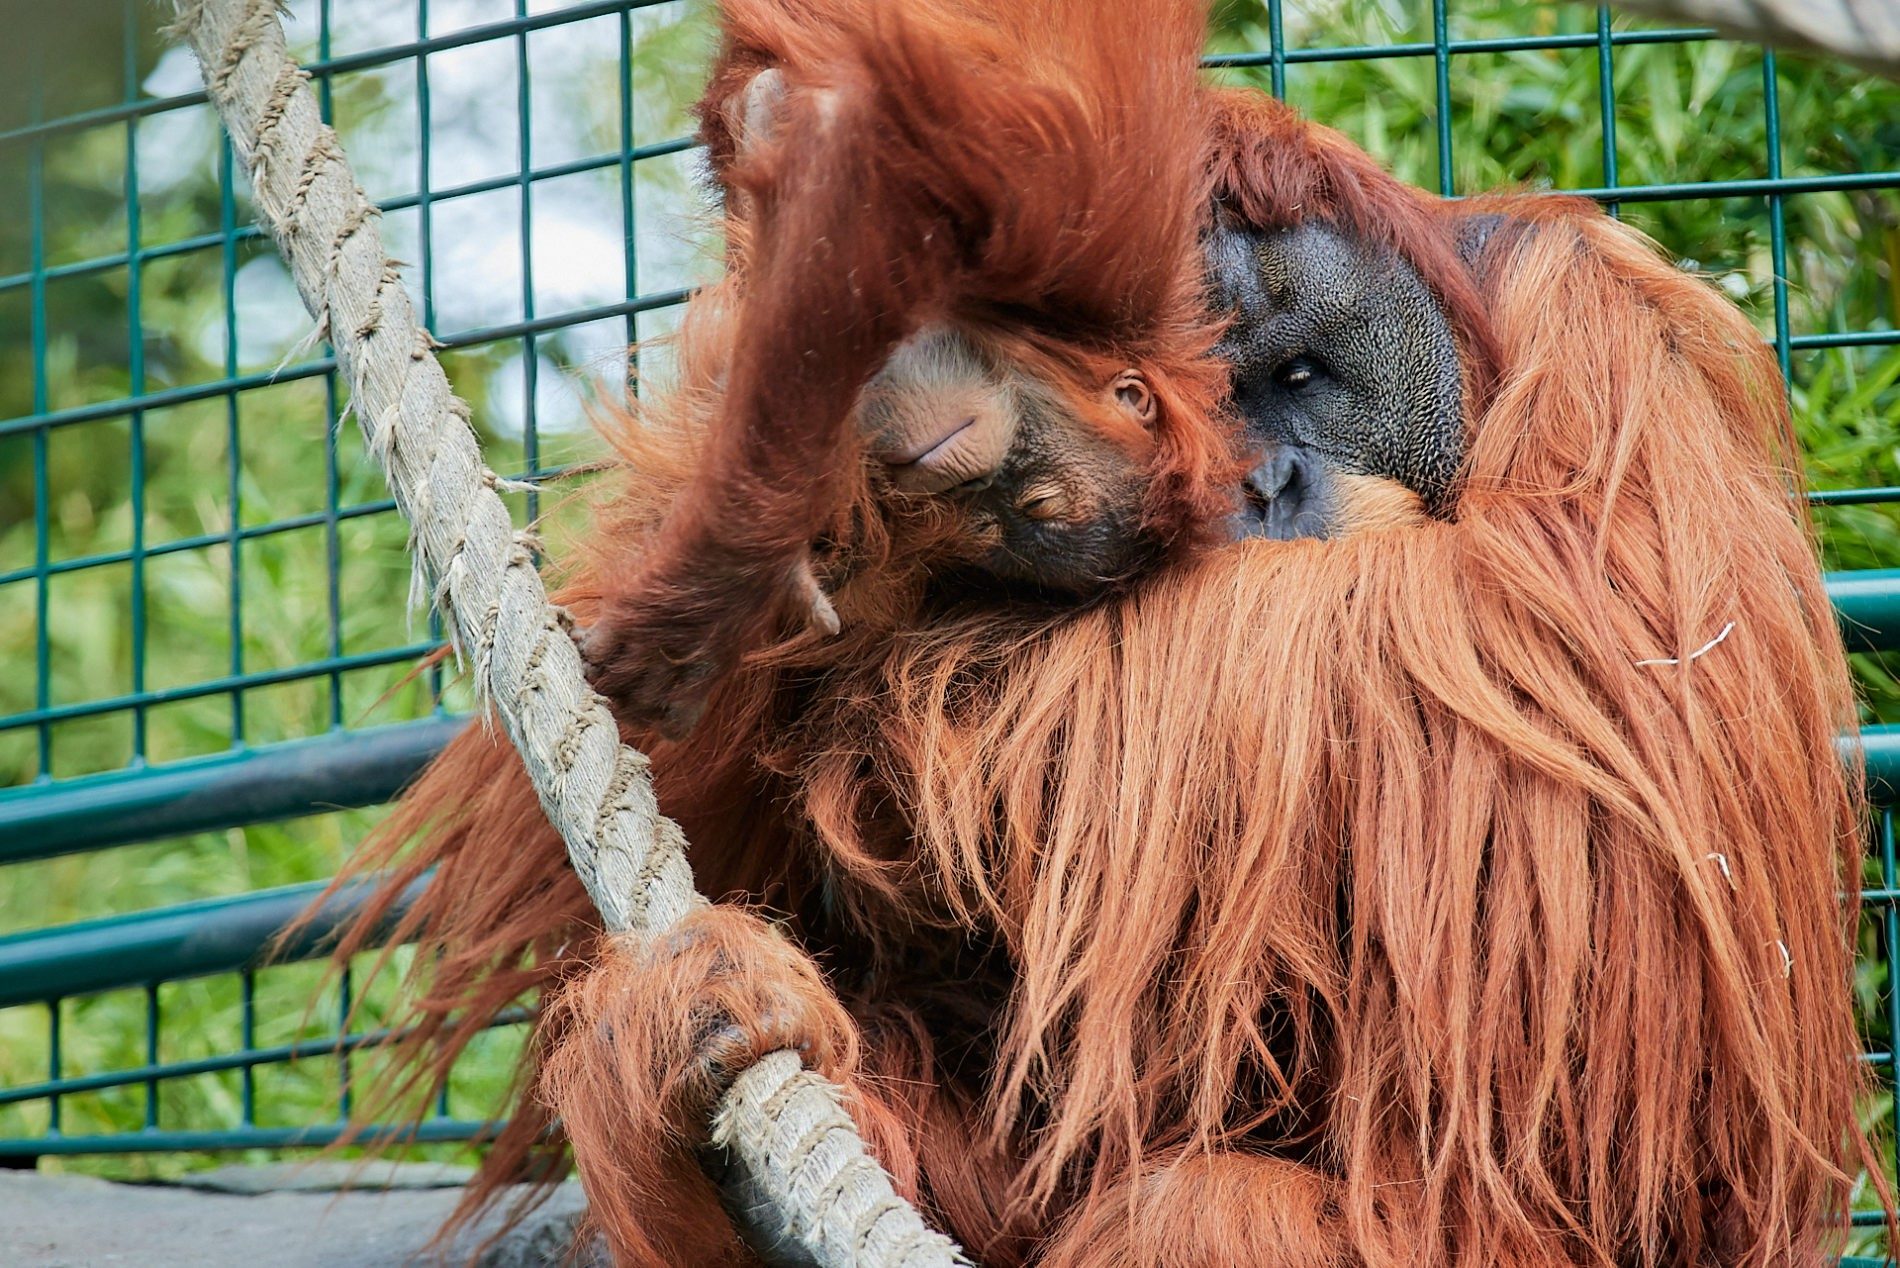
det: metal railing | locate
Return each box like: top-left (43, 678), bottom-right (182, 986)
top-left (1, 1), bottom-right (1896, 1257)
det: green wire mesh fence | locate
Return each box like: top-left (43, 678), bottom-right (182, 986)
top-left (0, 0), bottom-right (1896, 1259)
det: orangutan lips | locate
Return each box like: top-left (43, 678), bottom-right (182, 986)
top-left (878, 414), bottom-right (977, 466)
top-left (876, 414), bottom-right (1005, 494)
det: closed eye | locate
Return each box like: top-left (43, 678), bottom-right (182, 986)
top-left (1017, 484), bottom-right (1070, 521)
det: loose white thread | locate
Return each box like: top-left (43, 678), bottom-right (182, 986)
top-left (1635, 620), bottom-right (1736, 668)
top-left (1705, 851), bottom-right (1736, 888)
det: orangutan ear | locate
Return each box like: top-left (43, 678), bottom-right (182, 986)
top-left (734, 68), bottom-right (789, 159)
top-left (1110, 370), bottom-right (1157, 429)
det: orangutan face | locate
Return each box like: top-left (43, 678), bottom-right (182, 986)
top-left (853, 325), bottom-right (1163, 594)
top-left (1206, 218), bottom-right (1469, 540)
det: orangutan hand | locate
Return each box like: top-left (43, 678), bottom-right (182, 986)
top-left (572, 551), bottom-right (839, 740)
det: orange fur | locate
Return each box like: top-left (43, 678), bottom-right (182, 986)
top-left (1037, 1153), bottom-right (1352, 1268)
top-left (540, 909), bottom-right (861, 1264)
top-left (576, 0), bottom-right (1230, 736)
top-left (816, 202), bottom-right (1871, 1263)
top-left (310, 23), bottom-right (1879, 1268)
top-left (1329, 473), bottom-right (1427, 535)
top-left (320, 1), bottom-right (1225, 1262)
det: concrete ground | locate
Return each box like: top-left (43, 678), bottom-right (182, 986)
top-left (0, 1163), bottom-right (600, 1267)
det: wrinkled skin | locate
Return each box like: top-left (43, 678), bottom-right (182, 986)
top-left (727, 71), bottom-right (1483, 587)
top-left (850, 218), bottom-right (1483, 569)
top-left (1206, 216), bottom-right (1468, 538)
top-left (854, 326), bottom-right (1162, 594)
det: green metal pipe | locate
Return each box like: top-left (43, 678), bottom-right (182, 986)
top-left (0, 726), bottom-right (1894, 1009)
top-left (1857, 725), bottom-right (1900, 802)
top-left (0, 1118), bottom-right (500, 1157)
top-left (0, 1007), bottom-right (531, 1108)
top-left (0, 875), bottom-right (423, 1009)
top-left (0, 571), bottom-right (1895, 869)
top-left (0, 717), bottom-right (465, 865)
top-left (1829, 570), bottom-right (1900, 653)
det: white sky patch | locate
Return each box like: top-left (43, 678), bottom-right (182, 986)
top-left (147, 0), bottom-right (716, 438)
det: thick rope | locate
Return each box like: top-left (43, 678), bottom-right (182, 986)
top-left (167, 2), bottom-right (965, 1263)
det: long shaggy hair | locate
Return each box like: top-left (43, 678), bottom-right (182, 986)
top-left (572, 0), bottom-right (1232, 732)
top-left (319, 0), bottom-right (1229, 1261)
top-left (310, 20), bottom-right (1876, 1266)
top-left (830, 196), bottom-right (1870, 1265)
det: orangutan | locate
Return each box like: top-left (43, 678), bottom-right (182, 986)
top-left (315, 2), bottom-right (1879, 1263)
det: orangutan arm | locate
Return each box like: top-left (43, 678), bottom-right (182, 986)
top-left (574, 66), bottom-right (947, 736)
top-left (577, 0), bottom-right (1219, 738)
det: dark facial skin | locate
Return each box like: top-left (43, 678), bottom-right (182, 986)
top-left (952, 377), bottom-right (1156, 594)
top-left (862, 220), bottom-right (1483, 574)
top-left (720, 71), bottom-right (1169, 598)
top-left (856, 326), bottom-right (1159, 595)
top-left (1207, 218), bottom-right (1468, 539)
top-left (728, 69), bottom-right (1475, 581)
top-left (857, 209), bottom-right (1485, 586)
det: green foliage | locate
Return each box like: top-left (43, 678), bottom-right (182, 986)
top-left (0, 0), bottom-right (714, 1179)
top-left (0, 0), bottom-right (1896, 1229)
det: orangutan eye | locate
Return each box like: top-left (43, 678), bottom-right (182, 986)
top-left (1111, 371), bottom-right (1156, 425)
top-left (1018, 485), bottom-right (1070, 521)
top-left (946, 472), bottom-right (996, 496)
top-left (1274, 356), bottom-right (1319, 391)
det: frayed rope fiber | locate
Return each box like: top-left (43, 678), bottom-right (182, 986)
top-left (165, 2), bottom-right (965, 1263)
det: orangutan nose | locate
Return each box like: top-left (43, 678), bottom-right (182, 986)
top-left (1233, 445), bottom-right (1336, 541)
